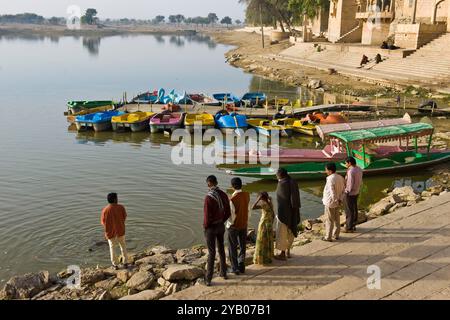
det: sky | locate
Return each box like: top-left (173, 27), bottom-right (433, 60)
top-left (0, 0), bottom-right (246, 20)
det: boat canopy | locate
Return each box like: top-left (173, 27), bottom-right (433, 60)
top-left (317, 114), bottom-right (412, 140)
top-left (329, 123), bottom-right (434, 144)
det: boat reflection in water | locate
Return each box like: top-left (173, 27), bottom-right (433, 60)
top-left (72, 130), bottom-right (179, 148)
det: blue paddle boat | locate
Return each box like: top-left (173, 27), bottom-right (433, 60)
top-left (215, 111), bottom-right (248, 134)
top-left (241, 92), bottom-right (267, 107)
top-left (75, 110), bottom-right (125, 132)
top-left (212, 93), bottom-right (242, 106)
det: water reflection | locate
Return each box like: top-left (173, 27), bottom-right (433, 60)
top-left (74, 130), bottom-right (179, 148)
top-left (0, 32), bottom-right (220, 55)
top-left (82, 37), bottom-right (101, 56)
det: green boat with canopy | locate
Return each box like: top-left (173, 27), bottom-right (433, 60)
top-left (226, 123), bottom-right (450, 180)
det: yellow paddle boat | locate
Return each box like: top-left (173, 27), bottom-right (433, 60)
top-left (247, 118), bottom-right (293, 137)
top-left (273, 118), bottom-right (317, 136)
top-left (184, 113), bottom-right (215, 133)
top-left (291, 119), bottom-right (317, 136)
top-left (112, 111), bottom-right (155, 132)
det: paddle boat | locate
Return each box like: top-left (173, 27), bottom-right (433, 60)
top-left (150, 111), bottom-right (186, 133)
top-left (75, 110), bottom-right (125, 132)
top-left (66, 105), bottom-right (112, 124)
top-left (226, 123), bottom-right (450, 180)
top-left (268, 98), bottom-right (290, 107)
top-left (187, 93), bottom-right (221, 106)
top-left (277, 113), bottom-right (348, 136)
top-left (272, 118), bottom-right (317, 136)
top-left (67, 100), bottom-right (115, 115)
top-left (184, 113), bottom-right (216, 133)
top-left (223, 115), bottom-right (413, 164)
top-left (111, 111), bottom-right (155, 132)
top-left (247, 118), bottom-right (293, 137)
top-left (174, 91), bottom-right (191, 104)
top-left (156, 89), bottom-right (181, 104)
top-left (215, 111), bottom-right (248, 134)
top-left (131, 91), bottom-right (159, 104)
top-left (241, 92), bottom-right (267, 107)
top-left (212, 93), bottom-right (242, 106)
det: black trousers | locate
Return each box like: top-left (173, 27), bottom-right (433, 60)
top-left (204, 223), bottom-right (227, 281)
top-left (228, 227), bottom-right (247, 273)
top-left (345, 194), bottom-right (359, 230)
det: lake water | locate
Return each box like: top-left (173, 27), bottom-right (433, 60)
top-left (0, 33), bottom-right (447, 282)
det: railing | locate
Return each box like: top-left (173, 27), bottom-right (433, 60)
top-left (336, 22), bottom-right (362, 43)
top-left (355, 11), bottom-right (394, 19)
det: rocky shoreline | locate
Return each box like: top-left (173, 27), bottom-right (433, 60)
top-left (1, 170), bottom-right (448, 301)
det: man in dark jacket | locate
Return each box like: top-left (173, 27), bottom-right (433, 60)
top-left (203, 175), bottom-right (231, 286)
top-left (275, 168), bottom-right (301, 261)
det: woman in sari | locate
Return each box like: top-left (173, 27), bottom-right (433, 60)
top-left (251, 192), bottom-right (275, 265)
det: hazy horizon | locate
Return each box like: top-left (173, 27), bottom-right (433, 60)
top-left (0, 0), bottom-right (246, 20)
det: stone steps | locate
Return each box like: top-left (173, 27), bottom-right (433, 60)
top-left (369, 33), bottom-right (450, 81)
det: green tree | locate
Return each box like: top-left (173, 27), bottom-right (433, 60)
top-left (81, 8), bottom-right (98, 25)
top-left (154, 15), bottom-right (165, 24)
top-left (239, 0), bottom-right (295, 32)
top-left (175, 14), bottom-right (185, 25)
top-left (207, 13), bottom-right (219, 24)
top-left (288, 0), bottom-right (327, 23)
top-left (48, 17), bottom-right (61, 25)
top-left (235, 19), bottom-right (242, 25)
top-left (168, 15), bottom-right (177, 24)
top-left (220, 16), bottom-right (233, 28)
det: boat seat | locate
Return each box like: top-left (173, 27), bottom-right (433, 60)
top-left (161, 115), bottom-right (171, 123)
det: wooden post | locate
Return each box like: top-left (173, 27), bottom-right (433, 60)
top-left (260, 3), bottom-right (265, 49)
top-left (362, 144), bottom-right (366, 168)
top-left (412, 0), bottom-right (418, 24)
top-left (427, 133), bottom-right (433, 153)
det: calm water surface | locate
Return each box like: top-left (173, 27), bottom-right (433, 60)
top-left (0, 33), bottom-right (448, 282)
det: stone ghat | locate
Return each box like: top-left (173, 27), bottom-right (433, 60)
top-left (1, 171), bottom-right (449, 300)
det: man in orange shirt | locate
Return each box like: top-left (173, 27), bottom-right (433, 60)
top-left (227, 178), bottom-right (250, 275)
top-left (101, 193), bottom-right (128, 270)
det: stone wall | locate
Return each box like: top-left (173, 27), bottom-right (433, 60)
top-left (310, 6), bottom-right (330, 36)
top-left (394, 22), bottom-right (447, 48)
top-left (328, 0), bottom-right (362, 42)
top-left (361, 21), bottom-right (392, 44)
top-left (396, 0), bottom-right (449, 23)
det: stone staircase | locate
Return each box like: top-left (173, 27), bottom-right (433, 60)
top-left (275, 34), bottom-right (450, 85)
top-left (370, 33), bottom-right (450, 82)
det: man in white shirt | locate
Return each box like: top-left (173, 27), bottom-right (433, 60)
top-left (322, 163), bottom-right (345, 242)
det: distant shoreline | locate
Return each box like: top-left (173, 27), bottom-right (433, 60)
top-left (0, 23), bottom-right (234, 37)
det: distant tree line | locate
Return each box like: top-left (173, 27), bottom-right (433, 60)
top-left (0, 10), bottom-right (243, 28)
top-left (0, 13), bottom-right (48, 24)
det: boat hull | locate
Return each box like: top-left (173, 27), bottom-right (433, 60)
top-left (292, 127), bottom-right (317, 136)
top-left (150, 124), bottom-right (183, 133)
top-left (112, 121), bottom-right (150, 132)
top-left (185, 125), bottom-right (216, 134)
top-left (76, 121), bottom-right (112, 132)
top-left (227, 152), bottom-right (450, 180)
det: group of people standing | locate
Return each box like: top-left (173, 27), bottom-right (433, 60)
top-left (202, 168), bottom-right (301, 286)
top-left (99, 157), bottom-right (362, 287)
